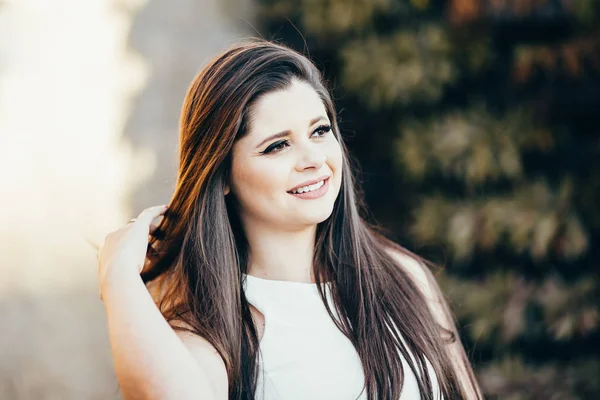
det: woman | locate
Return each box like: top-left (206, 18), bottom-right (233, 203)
top-left (97, 39), bottom-right (483, 400)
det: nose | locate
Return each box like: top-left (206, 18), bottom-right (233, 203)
top-left (295, 143), bottom-right (326, 172)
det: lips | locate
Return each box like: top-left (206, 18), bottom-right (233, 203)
top-left (287, 175), bottom-right (331, 192)
top-left (288, 177), bottom-right (330, 199)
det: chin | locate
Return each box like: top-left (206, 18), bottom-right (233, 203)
top-left (300, 206), bottom-right (335, 226)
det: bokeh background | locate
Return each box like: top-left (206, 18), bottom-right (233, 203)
top-left (2, 0), bottom-right (599, 399)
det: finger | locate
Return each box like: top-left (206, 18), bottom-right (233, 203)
top-left (149, 214), bottom-right (164, 237)
top-left (138, 204), bottom-right (168, 219)
top-left (136, 205), bottom-right (169, 226)
top-left (150, 214), bottom-right (164, 228)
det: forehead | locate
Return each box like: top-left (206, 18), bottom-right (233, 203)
top-left (247, 80), bottom-right (328, 135)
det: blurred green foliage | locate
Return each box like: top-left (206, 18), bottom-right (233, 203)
top-left (258, 0), bottom-right (600, 398)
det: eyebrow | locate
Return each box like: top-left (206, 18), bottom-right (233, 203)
top-left (255, 115), bottom-right (329, 149)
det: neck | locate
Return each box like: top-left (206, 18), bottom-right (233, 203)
top-left (244, 223), bottom-right (318, 283)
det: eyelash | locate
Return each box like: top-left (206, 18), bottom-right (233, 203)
top-left (261, 124), bottom-right (332, 155)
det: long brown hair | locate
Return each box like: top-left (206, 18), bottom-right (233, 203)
top-left (143, 38), bottom-right (481, 400)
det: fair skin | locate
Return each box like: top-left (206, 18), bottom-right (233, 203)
top-left (98, 206), bottom-right (227, 400)
top-left (226, 78), bottom-right (343, 284)
top-left (98, 79), bottom-right (478, 399)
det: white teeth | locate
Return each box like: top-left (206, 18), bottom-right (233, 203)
top-left (291, 179), bottom-right (325, 194)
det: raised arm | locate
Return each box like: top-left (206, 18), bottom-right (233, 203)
top-left (98, 205), bottom-right (228, 400)
top-left (386, 248), bottom-right (483, 400)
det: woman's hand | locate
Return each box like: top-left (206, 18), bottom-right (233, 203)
top-left (97, 204), bottom-right (168, 300)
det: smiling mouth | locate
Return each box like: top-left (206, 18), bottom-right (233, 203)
top-left (287, 178), bottom-right (329, 194)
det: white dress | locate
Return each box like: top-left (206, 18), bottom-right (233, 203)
top-left (242, 273), bottom-right (442, 400)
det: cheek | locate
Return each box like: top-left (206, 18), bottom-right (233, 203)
top-left (231, 159), bottom-right (286, 205)
top-left (327, 138), bottom-right (343, 178)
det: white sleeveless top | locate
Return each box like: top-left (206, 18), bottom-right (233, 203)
top-left (242, 273), bottom-right (443, 400)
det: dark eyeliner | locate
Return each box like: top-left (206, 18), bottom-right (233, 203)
top-left (314, 124), bottom-right (332, 135)
top-left (261, 140), bottom-right (288, 155)
top-left (261, 124), bottom-right (331, 155)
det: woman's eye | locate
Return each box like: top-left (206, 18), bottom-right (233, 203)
top-left (261, 125), bottom-right (331, 155)
top-left (262, 140), bottom-right (289, 154)
top-left (312, 125), bottom-right (332, 137)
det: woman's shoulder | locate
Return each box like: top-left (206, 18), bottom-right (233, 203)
top-left (384, 245), bottom-right (436, 299)
top-left (383, 244), bottom-right (454, 331)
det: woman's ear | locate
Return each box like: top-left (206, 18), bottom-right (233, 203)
top-left (224, 184), bottom-right (231, 196)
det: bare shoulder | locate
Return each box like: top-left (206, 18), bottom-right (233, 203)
top-left (384, 246), bottom-right (452, 330)
top-left (384, 246), bottom-right (437, 301)
top-left (170, 320), bottom-right (229, 399)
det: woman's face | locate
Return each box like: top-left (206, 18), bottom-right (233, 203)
top-left (228, 79), bottom-right (343, 231)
